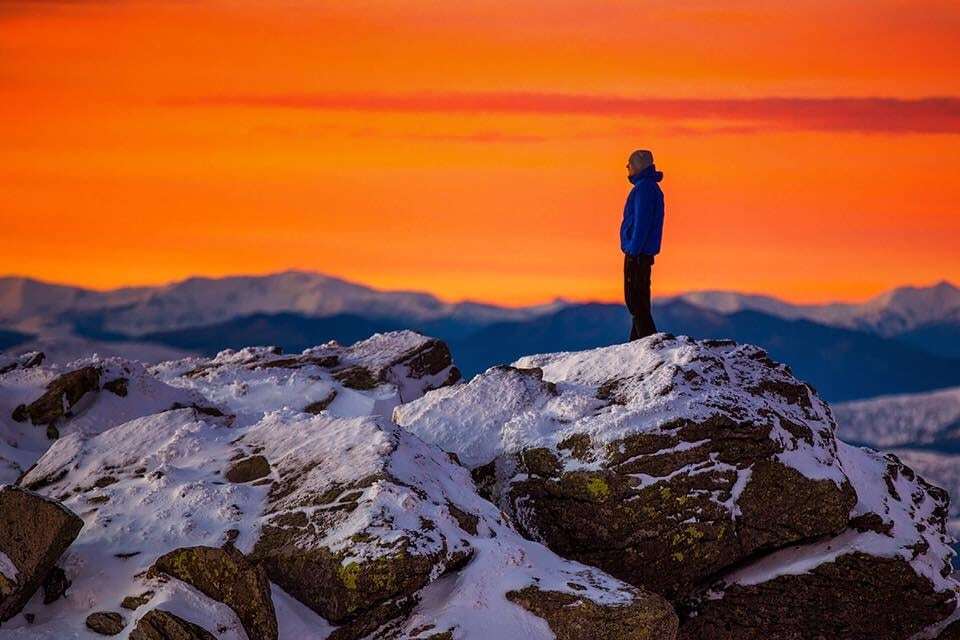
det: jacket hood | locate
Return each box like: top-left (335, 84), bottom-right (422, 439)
top-left (629, 164), bottom-right (664, 184)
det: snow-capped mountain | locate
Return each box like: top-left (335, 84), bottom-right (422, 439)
top-left (5, 273), bottom-right (956, 341)
top-left (4, 274), bottom-right (960, 403)
top-left (675, 280), bottom-right (960, 336)
top-left (0, 272), bottom-right (566, 337)
top-left (836, 386), bottom-right (960, 449)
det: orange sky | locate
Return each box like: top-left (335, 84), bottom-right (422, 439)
top-left (2, 0), bottom-right (959, 305)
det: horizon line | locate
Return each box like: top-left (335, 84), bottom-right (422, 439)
top-left (2, 270), bottom-right (956, 310)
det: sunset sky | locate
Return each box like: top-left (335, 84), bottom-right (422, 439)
top-left (2, 0), bottom-right (959, 305)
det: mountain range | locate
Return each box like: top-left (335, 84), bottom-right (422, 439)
top-left (2, 272), bottom-right (959, 402)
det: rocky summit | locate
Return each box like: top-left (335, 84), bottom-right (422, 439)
top-left (396, 334), bottom-right (960, 639)
top-left (0, 330), bottom-right (956, 638)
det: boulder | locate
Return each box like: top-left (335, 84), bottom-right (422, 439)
top-left (680, 444), bottom-right (959, 640)
top-left (224, 455), bottom-right (271, 483)
top-left (396, 337), bottom-right (857, 599)
top-left (152, 545), bottom-right (277, 640)
top-left (0, 486), bottom-right (83, 621)
top-left (0, 351), bottom-right (44, 375)
top-left (129, 609), bottom-right (217, 640)
top-left (18, 365), bottom-right (101, 427)
top-left (245, 414), bottom-right (478, 638)
top-left (121, 590), bottom-right (154, 610)
top-left (507, 586), bottom-right (678, 640)
top-left (396, 335), bottom-right (960, 637)
top-left (152, 330), bottom-right (460, 421)
top-left (680, 554), bottom-right (953, 640)
top-left (15, 408), bottom-right (279, 635)
top-left (86, 611), bottom-right (125, 635)
top-left (242, 411), bottom-right (676, 640)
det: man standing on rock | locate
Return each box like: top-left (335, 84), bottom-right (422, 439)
top-left (621, 149), bottom-right (665, 341)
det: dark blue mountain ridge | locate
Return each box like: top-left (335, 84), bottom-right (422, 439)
top-left (896, 321), bottom-right (960, 358)
top-left (0, 329), bottom-right (32, 352)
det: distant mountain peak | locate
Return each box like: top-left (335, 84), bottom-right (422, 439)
top-left (0, 270), bottom-right (568, 337)
top-left (2, 271), bottom-right (957, 339)
top-left (676, 281), bottom-right (960, 336)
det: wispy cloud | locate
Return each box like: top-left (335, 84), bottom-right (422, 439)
top-left (173, 92), bottom-right (960, 135)
top-left (0, 0), bottom-right (120, 17)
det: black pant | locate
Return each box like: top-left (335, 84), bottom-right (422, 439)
top-left (624, 254), bottom-right (657, 341)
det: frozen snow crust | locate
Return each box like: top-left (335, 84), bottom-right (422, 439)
top-left (396, 334), bottom-right (960, 639)
top-left (0, 331), bottom-right (677, 640)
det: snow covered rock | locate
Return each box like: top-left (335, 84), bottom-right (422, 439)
top-left (152, 330), bottom-right (460, 422)
top-left (129, 608), bottom-right (217, 640)
top-left (240, 412), bottom-right (675, 640)
top-left (13, 365), bottom-right (103, 433)
top-left (12, 392), bottom-right (676, 638)
top-left (395, 334), bottom-right (960, 638)
top-left (0, 485), bottom-right (83, 622)
top-left (0, 355), bottom-right (206, 483)
top-left (0, 351), bottom-right (44, 376)
top-left (505, 586), bottom-right (677, 640)
top-left (396, 336), bottom-right (856, 598)
top-left (152, 545), bottom-right (277, 640)
top-left (681, 442), bottom-right (957, 639)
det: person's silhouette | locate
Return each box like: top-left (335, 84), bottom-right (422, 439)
top-left (621, 149), bottom-right (665, 341)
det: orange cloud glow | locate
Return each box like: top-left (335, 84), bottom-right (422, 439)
top-left (2, 0), bottom-right (959, 305)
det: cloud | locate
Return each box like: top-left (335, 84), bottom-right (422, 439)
top-left (0, 0), bottom-right (121, 17)
top-left (173, 92), bottom-right (960, 135)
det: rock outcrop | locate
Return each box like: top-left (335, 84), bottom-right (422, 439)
top-left (152, 545), bottom-right (277, 640)
top-left (129, 609), bottom-right (217, 640)
top-left (242, 412), bottom-right (674, 640)
top-left (85, 611), bottom-right (126, 635)
top-left (5, 330), bottom-right (957, 639)
top-left (224, 454), bottom-right (271, 483)
top-left (0, 355), bottom-right (206, 483)
top-left (152, 330), bottom-right (461, 421)
top-left (506, 586), bottom-right (678, 640)
top-left (0, 351), bottom-right (44, 376)
top-left (10, 332), bottom-right (675, 640)
top-left (15, 365), bottom-right (102, 429)
top-left (396, 334), bottom-right (960, 638)
top-left (0, 486), bottom-right (83, 621)
top-left (679, 443), bottom-right (958, 640)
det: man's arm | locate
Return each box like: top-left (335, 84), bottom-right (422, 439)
top-left (626, 185), bottom-right (656, 255)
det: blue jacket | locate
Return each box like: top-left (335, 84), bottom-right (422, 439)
top-left (620, 165), bottom-right (664, 257)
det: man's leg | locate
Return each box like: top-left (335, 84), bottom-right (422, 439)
top-left (637, 259), bottom-right (657, 338)
top-left (623, 256), bottom-right (655, 341)
top-left (624, 255), bottom-right (646, 341)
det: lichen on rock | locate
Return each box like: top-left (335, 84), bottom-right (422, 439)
top-left (0, 486), bottom-right (83, 622)
top-left (152, 545), bottom-right (278, 640)
top-left (128, 609), bottom-right (217, 640)
top-left (506, 585), bottom-right (678, 640)
top-left (396, 334), bottom-right (960, 637)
